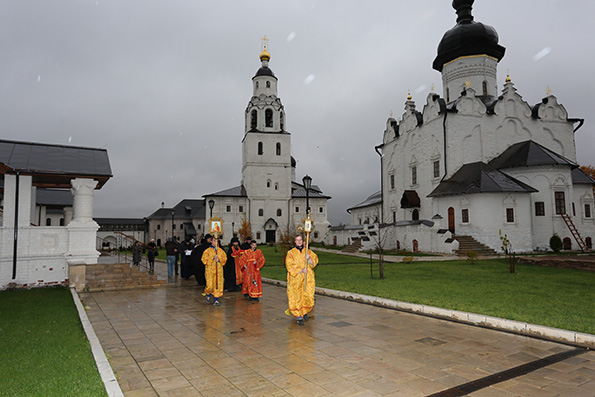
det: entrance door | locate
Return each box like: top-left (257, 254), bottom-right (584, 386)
top-left (448, 207), bottom-right (455, 233)
top-left (266, 230), bottom-right (276, 243)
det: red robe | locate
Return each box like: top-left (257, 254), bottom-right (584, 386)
top-left (240, 249), bottom-right (265, 298)
top-left (230, 246), bottom-right (245, 286)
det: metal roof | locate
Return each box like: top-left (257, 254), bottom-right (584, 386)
top-left (488, 140), bottom-right (577, 170)
top-left (35, 188), bottom-right (73, 206)
top-left (428, 162), bottom-right (538, 197)
top-left (0, 139), bottom-right (112, 188)
top-left (347, 191), bottom-right (381, 212)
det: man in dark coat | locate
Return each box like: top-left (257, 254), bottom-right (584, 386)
top-left (240, 236), bottom-right (252, 250)
top-left (192, 234), bottom-right (212, 286)
top-left (224, 237), bottom-right (242, 291)
top-left (179, 238), bottom-right (195, 280)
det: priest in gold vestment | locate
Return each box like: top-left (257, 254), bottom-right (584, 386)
top-left (285, 234), bottom-right (319, 325)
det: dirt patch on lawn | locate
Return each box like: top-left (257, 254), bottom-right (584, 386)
top-left (518, 255), bottom-right (595, 271)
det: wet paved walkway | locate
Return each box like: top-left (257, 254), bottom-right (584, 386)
top-left (81, 272), bottom-right (595, 397)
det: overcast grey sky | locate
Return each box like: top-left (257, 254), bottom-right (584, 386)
top-left (1, 0), bottom-right (594, 224)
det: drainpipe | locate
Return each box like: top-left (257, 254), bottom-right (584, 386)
top-left (12, 172), bottom-right (20, 279)
top-left (374, 145), bottom-right (383, 223)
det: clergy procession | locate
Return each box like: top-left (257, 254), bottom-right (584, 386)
top-left (182, 212), bottom-right (319, 326)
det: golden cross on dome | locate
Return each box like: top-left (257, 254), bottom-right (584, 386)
top-left (407, 90), bottom-right (412, 101)
top-left (390, 110), bottom-right (393, 118)
top-left (261, 35), bottom-right (269, 50)
top-left (506, 69), bottom-right (511, 83)
top-left (431, 83), bottom-right (435, 92)
top-left (464, 79), bottom-right (471, 88)
top-left (546, 85), bottom-right (552, 95)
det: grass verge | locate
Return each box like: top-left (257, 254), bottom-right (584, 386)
top-left (260, 256), bottom-right (595, 335)
top-left (0, 287), bottom-right (106, 396)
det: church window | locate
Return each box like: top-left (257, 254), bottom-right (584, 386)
top-left (46, 218), bottom-right (51, 226)
top-left (197, 224), bottom-right (201, 230)
top-left (265, 109), bottom-right (273, 127)
top-left (251, 110), bottom-right (257, 129)
top-left (585, 203), bottom-right (592, 218)
top-left (258, 141), bottom-right (263, 155)
top-left (535, 202), bottom-right (545, 216)
top-left (266, 81), bottom-right (270, 88)
top-left (277, 209), bottom-right (282, 216)
top-left (359, 218), bottom-right (362, 225)
top-left (239, 205), bottom-right (244, 213)
top-left (412, 209), bottom-right (419, 221)
top-left (276, 142), bottom-right (281, 155)
top-left (506, 208), bottom-right (515, 223)
top-left (60, 218), bottom-right (65, 226)
top-left (446, 88), bottom-right (450, 102)
top-left (555, 192), bottom-right (566, 215)
top-left (256, 232), bottom-right (261, 240)
top-left (433, 160), bottom-right (440, 178)
top-left (258, 209), bottom-right (264, 216)
top-left (314, 232), bottom-right (319, 239)
top-left (482, 80), bottom-right (488, 96)
top-left (295, 206), bottom-right (300, 213)
top-left (461, 209), bottom-right (469, 223)
top-left (586, 237), bottom-right (592, 249)
top-left (563, 237), bottom-right (572, 250)
top-left (226, 205), bottom-right (231, 213)
top-left (319, 206), bottom-right (324, 213)
top-left (275, 183), bottom-right (278, 190)
top-left (157, 225), bottom-right (161, 230)
top-left (390, 174), bottom-right (395, 190)
top-left (411, 166), bottom-right (417, 185)
top-left (173, 224), bottom-right (176, 230)
top-left (392, 212), bottom-right (396, 223)
top-left (267, 180), bottom-right (271, 188)
top-left (572, 202), bottom-right (576, 216)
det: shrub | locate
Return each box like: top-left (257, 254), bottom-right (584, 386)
top-left (467, 250), bottom-right (478, 264)
top-left (550, 234), bottom-right (563, 252)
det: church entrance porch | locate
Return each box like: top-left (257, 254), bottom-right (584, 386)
top-left (264, 218), bottom-right (278, 243)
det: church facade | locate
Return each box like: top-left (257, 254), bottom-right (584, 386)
top-left (338, 0), bottom-right (594, 253)
top-left (204, 46), bottom-right (331, 244)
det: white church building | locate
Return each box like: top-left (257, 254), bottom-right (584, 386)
top-left (203, 45), bottom-right (331, 244)
top-left (333, 0), bottom-right (594, 254)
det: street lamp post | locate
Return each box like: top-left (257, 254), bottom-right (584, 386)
top-left (170, 209), bottom-right (175, 240)
top-left (208, 199), bottom-right (215, 218)
top-left (302, 174), bottom-right (312, 215)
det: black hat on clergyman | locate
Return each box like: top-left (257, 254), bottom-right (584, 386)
top-left (205, 234), bottom-right (213, 239)
top-left (246, 236), bottom-right (252, 240)
top-left (231, 237), bottom-right (239, 243)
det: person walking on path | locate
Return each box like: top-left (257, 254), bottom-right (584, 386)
top-left (224, 237), bottom-right (243, 291)
top-left (192, 234), bottom-right (211, 286)
top-left (147, 239), bottom-right (158, 274)
top-left (132, 242), bottom-right (142, 267)
top-left (285, 234), bottom-right (318, 325)
top-left (164, 238), bottom-right (178, 278)
top-left (239, 240), bottom-right (265, 301)
top-left (202, 237), bottom-right (227, 305)
top-left (180, 238), bottom-right (195, 280)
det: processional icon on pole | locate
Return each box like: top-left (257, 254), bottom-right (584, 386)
top-left (297, 210), bottom-right (315, 291)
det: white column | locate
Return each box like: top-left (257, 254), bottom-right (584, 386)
top-left (63, 207), bottom-right (73, 226)
top-left (71, 178), bottom-right (98, 222)
top-left (66, 178), bottom-right (100, 265)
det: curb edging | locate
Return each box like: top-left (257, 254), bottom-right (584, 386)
top-left (263, 278), bottom-right (595, 348)
top-left (70, 288), bottom-right (124, 397)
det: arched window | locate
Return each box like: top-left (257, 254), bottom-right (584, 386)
top-left (482, 80), bottom-right (488, 96)
top-left (267, 180), bottom-right (271, 188)
top-left (274, 183), bottom-right (278, 190)
top-left (60, 218), bottom-right (65, 226)
top-left (255, 82), bottom-right (259, 89)
top-left (412, 209), bottom-right (419, 221)
top-left (277, 209), bottom-right (282, 216)
top-left (265, 109), bottom-right (273, 128)
top-left (258, 209), bottom-right (264, 216)
top-left (46, 218), bottom-right (51, 226)
top-left (276, 142), bottom-right (281, 155)
top-left (258, 141), bottom-right (263, 155)
top-left (563, 237), bottom-right (572, 250)
top-left (266, 81), bottom-right (270, 88)
top-left (413, 239), bottom-right (419, 252)
top-left (586, 237), bottom-right (592, 249)
top-left (251, 110), bottom-right (257, 129)
top-left (446, 87), bottom-right (450, 102)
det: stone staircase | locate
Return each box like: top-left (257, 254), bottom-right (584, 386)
top-left (454, 235), bottom-right (498, 256)
top-left (342, 238), bottom-right (363, 253)
top-left (85, 263), bottom-right (167, 291)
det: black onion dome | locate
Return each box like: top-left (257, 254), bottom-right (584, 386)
top-left (433, 0), bottom-right (505, 72)
top-left (254, 67), bottom-right (276, 79)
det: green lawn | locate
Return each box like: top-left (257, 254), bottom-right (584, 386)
top-left (259, 252), bottom-right (595, 335)
top-left (0, 287), bottom-right (106, 396)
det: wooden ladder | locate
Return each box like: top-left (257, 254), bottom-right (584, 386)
top-left (560, 213), bottom-right (590, 252)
